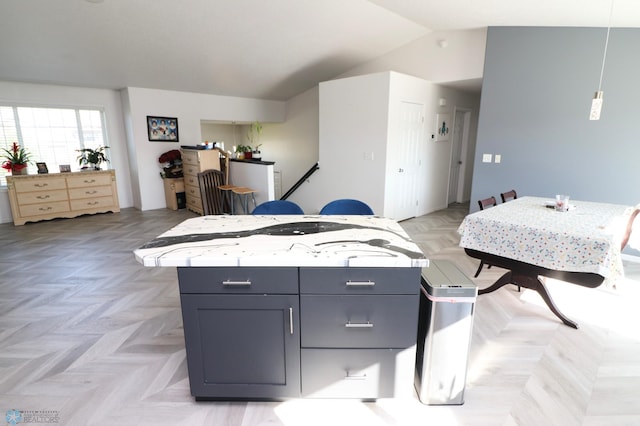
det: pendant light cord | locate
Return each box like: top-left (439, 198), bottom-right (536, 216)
top-left (597, 0), bottom-right (615, 91)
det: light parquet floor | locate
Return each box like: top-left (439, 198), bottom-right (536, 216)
top-left (0, 205), bottom-right (639, 426)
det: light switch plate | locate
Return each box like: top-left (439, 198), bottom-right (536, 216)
top-left (482, 154), bottom-right (492, 163)
top-left (494, 154), bottom-right (501, 163)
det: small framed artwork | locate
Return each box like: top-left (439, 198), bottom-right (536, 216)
top-left (59, 164), bottom-right (71, 173)
top-left (147, 116), bottom-right (179, 142)
top-left (435, 113), bottom-right (451, 142)
top-left (36, 162), bottom-right (49, 174)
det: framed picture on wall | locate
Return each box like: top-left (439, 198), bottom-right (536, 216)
top-left (435, 113), bottom-right (450, 142)
top-left (147, 116), bottom-right (179, 142)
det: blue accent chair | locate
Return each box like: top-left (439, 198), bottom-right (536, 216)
top-left (252, 200), bottom-right (304, 215)
top-left (319, 199), bottom-right (374, 215)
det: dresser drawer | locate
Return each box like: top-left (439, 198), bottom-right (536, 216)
top-left (66, 173), bottom-right (112, 188)
top-left (185, 196), bottom-right (202, 213)
top-left (13, 177), bottom-right (66, 192)
top-left (70, 196), bottom-right (115, 211)
top-left (183, 164), bottom-right (200, 176)
top-left (19, 201), bottom-right (70, 217)
top-left (181, 150), bottom-right (199, 166)
top-left (178, 267), bottom-right (299, 294)
top-left (68, 185), bottom-right (113, 200)
top-left (184, 184), bottom-right (201, 200)
top-left (184, 174), bottom-right (199, 187)
top-left (301, 348), bottom-right (414, 398)
top-left (17, 189), bottom-right (68, 205)
top-left (300, 294), bottom-right (419, 348)
top-left (300, 267), bottom-right (420, 295)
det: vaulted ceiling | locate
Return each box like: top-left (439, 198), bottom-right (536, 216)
top-left (1, 0), bottom-right (638, 101)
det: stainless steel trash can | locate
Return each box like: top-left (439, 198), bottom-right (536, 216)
top-left (415, 259), bottom-right (477, 405)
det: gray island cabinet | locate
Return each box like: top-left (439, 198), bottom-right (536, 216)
top-left (134, 215), bottom-right (428, 400)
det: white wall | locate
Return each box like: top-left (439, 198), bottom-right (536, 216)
top-left (260, 87), bottom-right (319, 196)
top-left (340, 29), bottom-right (486, 86)
top-left (0, 81), bottom-right (134, 224)
top-left (122, 87), bottom-right (287, 210)
top-left (289, 72), bottom-right (480, 216)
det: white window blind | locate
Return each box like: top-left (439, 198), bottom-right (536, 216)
top-left (0, 105), bottom-right (108, 185)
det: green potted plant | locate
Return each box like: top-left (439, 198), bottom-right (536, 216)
top-left (235, 144), bottom-right (252, 160)
top-left (247, 121), bottom-right (262, 159)
top-left (1, 142), bottom-right (32, 175)
top-left (77, 146), bottom-right (109, 170)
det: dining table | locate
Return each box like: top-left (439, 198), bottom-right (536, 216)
top-left (458, 196), bottom-right (637, 328)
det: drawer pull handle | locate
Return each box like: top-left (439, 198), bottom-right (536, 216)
top-left (345, 372), bottom-right (367, 380)
top-left (87, 201), bottom-right (99, 206)
top-left (345, 321), bottom-right (373, 328)
top-left (289, 307), bottom-right (294, 335)
top-left (36, 195), bottom-right (50, 199)
top-left (345, 281), bottom-right (375, 287)
top-left (84, 179), bottom-right (96, 183)
top-left (85, 190), bottom-right (98, 194)
top-left (34, 183), bottom-right (49, 188)
top-left (222, 280), bottom-right (251, 286)
top-left (38, 207), bottom-right (52, 211)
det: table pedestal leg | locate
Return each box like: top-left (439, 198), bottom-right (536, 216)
top-left (479, 271), bottom-right (579, 329)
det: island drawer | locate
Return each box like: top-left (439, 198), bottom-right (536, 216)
top-left (301, 348), bottom-right (412, 398)
top-left (300, 294), bottom-right (419, 348)
top-left (178, 267), bottom-right (298, 294)
top-left (300, 267), bottom-right (420, 295)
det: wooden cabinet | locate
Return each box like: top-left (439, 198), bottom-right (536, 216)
top-left (6, 170), bottom-right (120, 226)
top-left (176, 265), bottom-right (420, 400)
top-left (181, 149), bottom-right (220, 214)
top-left (163, 177), bottom-right (185, 210)
top-left (178, 267), bottom-right (300, 400)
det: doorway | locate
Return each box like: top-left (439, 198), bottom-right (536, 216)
top-left (447, 107), bottom-right (471, 204)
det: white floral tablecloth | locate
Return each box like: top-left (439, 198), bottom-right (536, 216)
top-left (458, 196), bottom-right (633, 278)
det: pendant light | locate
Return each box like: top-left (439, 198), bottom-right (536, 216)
top-left (590, 0), bottom-right (615, 120)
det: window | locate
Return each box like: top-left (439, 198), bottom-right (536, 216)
top-left (0, 105), bottom-right (108, 186)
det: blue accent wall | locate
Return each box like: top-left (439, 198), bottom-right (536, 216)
top-left (471, 27), bottom-right (640, 211)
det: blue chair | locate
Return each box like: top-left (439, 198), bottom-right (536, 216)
top-left (251, 200), bottom-right (304, 215)
top-left (319, 199), bottom-right (374, 215)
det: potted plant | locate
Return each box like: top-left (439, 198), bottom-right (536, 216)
top-left (252, 144), bottom-right (262, 161)
top-left (77, 146), bottom-right (109, 170)
top-left (1, 142), bottom-right (32, 175)
top-left (246, 121), bottom-right (262, 159)
top-left (235, 144), bottom-right (252, 160)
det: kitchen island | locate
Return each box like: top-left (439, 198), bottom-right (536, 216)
top-left (134, 215), bottom-right (428, 400)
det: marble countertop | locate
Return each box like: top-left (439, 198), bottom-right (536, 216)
top-left (134, 215), bottom-right (428, 268)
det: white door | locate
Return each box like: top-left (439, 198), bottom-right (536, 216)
top-left (393, 101), bottom-right (423, 220)
top-left (448, 108), bottom-right (470, 204)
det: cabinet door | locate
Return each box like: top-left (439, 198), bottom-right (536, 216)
top-left (181, 294), bottom-right (300, 399)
